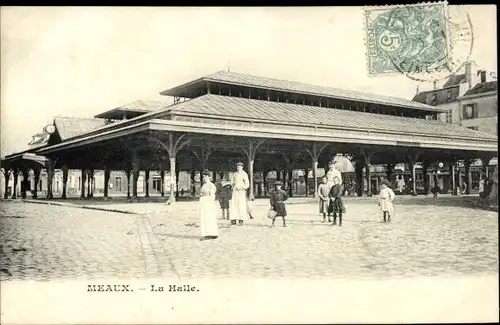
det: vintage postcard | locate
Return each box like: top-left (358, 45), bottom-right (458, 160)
top-left (1, 5), bottom-right (498, 324)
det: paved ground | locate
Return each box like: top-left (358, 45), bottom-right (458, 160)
top-left (1, 196), bottom-right (498, 281)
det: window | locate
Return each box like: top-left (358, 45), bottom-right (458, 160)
top-left (115, 177), bottom-right (122, 192)
top-left (467, 126), bottom-right (479, 131)
top-left (430, 94), bottom-right (438, 105)
top-left (447, 91), bottom-right (452, 99)
top-left (462, 103), bottom-right (478, 119)
top-left (445, 110), bottom-right (453, 124)
top-left (480, 70), bottom-right (487, 83)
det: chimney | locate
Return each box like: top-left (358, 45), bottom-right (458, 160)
top-left (465, 59), bottom-right (477, 89)
top-left (480, 70), bottom-right (487, 83)
top-left (416, 85), bottom-right (420, 94)
top-left (433, 80), bottom-right (438, 90)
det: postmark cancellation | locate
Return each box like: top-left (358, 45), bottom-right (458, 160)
top-left (364, 2), bottom-right (474, 82)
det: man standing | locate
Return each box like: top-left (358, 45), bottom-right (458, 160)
top-left (326, 160), bottom-right (342, 191)
top-left (230, 162), bottom-right (250, 226)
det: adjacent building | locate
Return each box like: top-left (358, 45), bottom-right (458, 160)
top-left (458, 80), bottom-right (497, 134)
top-left (412, 60), bottom-right (498, 193)
top-left (413, 60), bottom-right (497, 133)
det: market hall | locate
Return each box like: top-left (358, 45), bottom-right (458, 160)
top-left (1, 71), bottom-right (497, 202)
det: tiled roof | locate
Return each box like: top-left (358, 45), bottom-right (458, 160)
top-left (463, 81), bottom-right (497, 97)
top-left (442, 73), bottom-right (466, 88)
top-left (94, 100), bottom-right (170, 118)
top-left (115, 100), bottom-right (170, 112)
top-left (412, 91), bottom-right (428, 103)
top-left (163, 71), bottom-right (442, 112)
top-left (168, 94), bottom-right (497, 140)
top-left (54, 117), bottom-right (107, 141)
top-left (412, 86), bottom-right (460, 106)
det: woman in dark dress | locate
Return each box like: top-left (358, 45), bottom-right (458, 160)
top-left (328, 176), bottom-right (346, 227)
top-left (270, 181), bottom-right (289, 227)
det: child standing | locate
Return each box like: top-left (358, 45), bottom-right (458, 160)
top-left (378, 180), bottom-right (395, 223)
top-left (270, 181), bottom-right (289, 227)
top-left (328, 176), bottom-right (346, 227)
top-left (218, 180), bottom-right (232, 220)
top-left (247, 197), bottom-right (254, 219)
top-left (318, 177), bottom-right (331, 222)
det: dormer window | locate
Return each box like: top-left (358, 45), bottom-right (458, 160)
top-left (430, 94), bottom-right (437, 105)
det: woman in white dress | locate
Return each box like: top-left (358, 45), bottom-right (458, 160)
top-left (199, 170), bottom-right (219, 241)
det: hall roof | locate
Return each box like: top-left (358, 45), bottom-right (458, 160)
top-left (94, 100), bottom-right (170, 119)
top-left (54, 117), bottom-right (107, 141)
top-left (165, 94), bottom-right (496, 141)
top-left (160, 70), bottom-right (443, 113)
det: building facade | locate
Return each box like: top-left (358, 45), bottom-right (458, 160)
top-left (412, 60), bottom-right (498, 193)
top-left (413, 60), bottom-right (497, 133)
top-left (458, 81), bottom-right (497, 134)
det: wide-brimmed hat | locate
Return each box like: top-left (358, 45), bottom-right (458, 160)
top-left (236, 162), bottom-right (244, 167)
top-left (274, 181), bottom-right (283, 186)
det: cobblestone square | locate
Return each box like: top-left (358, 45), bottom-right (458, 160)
top-left (1, 197), bottom-right (498, 281)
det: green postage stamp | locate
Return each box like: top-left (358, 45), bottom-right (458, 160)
top-left (364, 2), bottom-right (473, 81)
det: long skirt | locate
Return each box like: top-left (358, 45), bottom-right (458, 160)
top-left (273, 202), bottom-right (287, 217)
top-left (230, 190), bottom-right (248, 221)
top-left (328, 197), bottom-right (346, 214)
top-left (219, 198), bottom-right (230, 210)
top-left (319, 199), bottom-right (329, 214)
top-left (199, 196), bottom-right (219, 237)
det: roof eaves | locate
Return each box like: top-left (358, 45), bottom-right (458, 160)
top-left (458, 90), bottom-right (497, 100)
top-left (159, 77), bottom-right (206, 96)
top-left (94, 108), bottom-right (121, 118)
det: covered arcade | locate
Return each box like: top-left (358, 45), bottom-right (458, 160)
top-left (2, 71), bottom-right (497, 202)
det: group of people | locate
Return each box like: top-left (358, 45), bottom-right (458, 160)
top-left (197, 160), bottom-right (396, 241)
top-left (198, 162), bottom-right (251, 241)
top-left (197, 161), bottom-right (295, 240)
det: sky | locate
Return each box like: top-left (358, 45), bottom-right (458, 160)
top-left (1, 6), bottom-right (497, 157)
